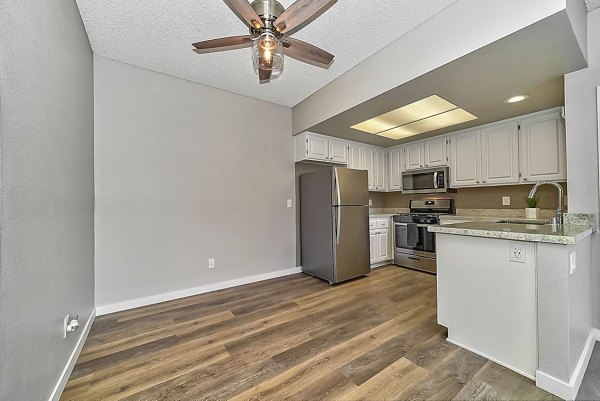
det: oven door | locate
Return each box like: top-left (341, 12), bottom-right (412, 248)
top-left (394, 223), bottom-right (436, 257)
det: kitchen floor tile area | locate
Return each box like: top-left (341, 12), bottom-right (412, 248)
top-left (61, 266), bottom-right (559, 400)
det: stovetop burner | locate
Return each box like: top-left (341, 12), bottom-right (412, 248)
top-left (394, 199), bottom-right (455, 225)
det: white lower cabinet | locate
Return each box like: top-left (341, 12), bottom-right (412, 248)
top-left (369, 218), bottom-right (392, 266)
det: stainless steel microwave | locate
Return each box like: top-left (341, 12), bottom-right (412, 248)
top-left (402, 167), bottom-right (450, 194)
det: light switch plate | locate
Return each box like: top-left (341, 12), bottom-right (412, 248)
top-left (502, 196), bottom-right (511, 206)
top-left (287, 199), bottom-right (292, 208)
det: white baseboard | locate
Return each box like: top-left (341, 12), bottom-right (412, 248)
top-left (49, 308), bottom-right (96, 401)
top-left (370, 261), bottom-right (394, 269)
top-left (446, 337), bottom-right (536, 380)
top-left (96, 267), bottom-right (303, 316)
top-left (536, 328), bottom-right (600, 401)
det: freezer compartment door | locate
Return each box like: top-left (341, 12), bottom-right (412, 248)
top-left (333, 168), bottom-right (368, 206)
top-left (334, 206), bottom-right (370, 282)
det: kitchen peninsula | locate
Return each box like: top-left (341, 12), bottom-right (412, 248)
top-left (429, 216), bottom-right (595, 400)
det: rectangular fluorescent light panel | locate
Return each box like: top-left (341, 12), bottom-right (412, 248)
top-left (351, 95), bottom-right (477, 139)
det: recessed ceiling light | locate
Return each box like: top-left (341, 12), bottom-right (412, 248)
top-left (504, 95), bottom-right (529, 103)
top-left (350, 95), bottom-right (477, 140)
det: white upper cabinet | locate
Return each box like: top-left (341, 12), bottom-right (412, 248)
top-left (481, 122), bottom-right (520, 185)
top-left (405, 142), bottom-right (425, 170)
top-left (362, 146), bottom-right (375, 190)
top-left (388, 147), bottom-right (405, 191)
top-left (373, 148), bottom-right (387, 191)
top-left (424, 137), bottom-right (448, 167)
top-left (450, 130), bottom-right (481, 187)
top-left (295, 132), bottom-right (348, 164)
top-left (348, 143), bottom-right (363, 170)
top-left (306, 134), bottom-right (328, 161)
top-left (329, 138), bottom-right (350, 163)
top-left (405, 137), bottom-right (448, 171)
top-left (519, 111), bottom-right (566, 183)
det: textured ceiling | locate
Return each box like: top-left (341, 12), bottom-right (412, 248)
top-left (75, 0), bottom-right (456, 107)
top-left (586, 0), bottom-right (600, 11)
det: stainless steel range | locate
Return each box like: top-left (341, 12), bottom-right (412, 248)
top-left (393, 199), bottom-right (455, 274)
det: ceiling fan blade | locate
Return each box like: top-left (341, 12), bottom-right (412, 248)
top-left (192, 35), bottom-right (253, 54)
top-left (274, 0), bottom-right (337, 35)
top-left (223, 0), bottom-right (264, 29)
top-left (259, 67), bottom-right (272, 84)
top-left (283, 37), bottom-right (334, 68)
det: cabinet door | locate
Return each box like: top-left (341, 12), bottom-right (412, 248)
top-left (306, 135), bottom-right (328, 161)
top-left (362, 146), bottom-right (375, 190)
top-left (329, 139), bottom-right (349, 163)
top-left (424, 137), bottom-right (448, 167)
top-left (450, 130), bottom-right (481, 187)
top-left (369, 232), bottom-right (377, 264)
top-left (481, 122), bottom-right (520, 185)
top-left (373, 148), bottom-right (387, 191)
top-left (519, 112), bottom-right (566, 182)
top-left (377, 230), bottom-right (390, 261)
top-left (405, 142), bottom-right (424, 170)
top-left (348, 144), bottom-right (363, 170)
top-left (388, 147), bottom-right (404, 191)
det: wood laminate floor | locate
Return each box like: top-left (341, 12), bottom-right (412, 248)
top-left (62, 266), bottom-right (559, 401)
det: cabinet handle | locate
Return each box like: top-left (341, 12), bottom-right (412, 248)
top-left (523, 178), bottom-right (528, 181)
top-left (476, 181), bottom-right (480, 184)
top-left (483, 181), bottom-right (487, 183)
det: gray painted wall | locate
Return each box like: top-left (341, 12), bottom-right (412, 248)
top-left (0, 1), bottom-right (95, 399)
top-left (537, 237), bottom-right (593, 383)
top-left (565, 7), bottom-right (600, 327)
top-left (94, 57), bottom-right (296, 309)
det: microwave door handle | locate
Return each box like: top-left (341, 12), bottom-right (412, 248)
top-left (433, 171), bottom-right (439, 189)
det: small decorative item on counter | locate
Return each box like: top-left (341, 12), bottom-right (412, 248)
top-left (524, 195), bottom-right (540, 219)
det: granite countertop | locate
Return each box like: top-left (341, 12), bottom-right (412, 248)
top-left (429, 221), bottom-right (594, 245)
top-left (369, 214), bottom-right (395, 219)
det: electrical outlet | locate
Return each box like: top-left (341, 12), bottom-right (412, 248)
top-left (509, 242), bottom-right (526, 263)
top-left (369, 199), bottom-right (373, 206)
top-left (287, 199), bottom-right (292, 208)
top-left (502, 196), bottom-right (511, 206)
top-left (570, 252), bottom-right (577, 275)
top-left (63, 314), bottom-right (70, 339)
top-left (208, 258), bottom-right (215, 269)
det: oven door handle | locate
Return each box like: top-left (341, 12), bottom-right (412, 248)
top-left (394, 222), bottom-right (434, 229)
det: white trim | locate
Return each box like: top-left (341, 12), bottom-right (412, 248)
top-left (446, 337), bottom-right (536, 380)
top-left (49, 309), bottom-right (96, 401)
top-left (370, 261), bottom-right (393, 269)
top-left (96, 267), bottom-right (303, 316)
top-left (536, 328), bottom-right (600, 401)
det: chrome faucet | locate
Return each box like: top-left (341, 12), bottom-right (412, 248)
top-left (528, 181), bottom-right (564, 225)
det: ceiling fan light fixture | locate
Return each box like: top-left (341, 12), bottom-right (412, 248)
top-left (252, 32), bottom-right (284, 79)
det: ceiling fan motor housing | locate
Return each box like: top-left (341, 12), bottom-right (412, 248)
top-left (251, 0), bottom-right (285, 22)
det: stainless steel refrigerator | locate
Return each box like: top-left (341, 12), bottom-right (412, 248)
top-left (300, 167), bottom-right (370, 284)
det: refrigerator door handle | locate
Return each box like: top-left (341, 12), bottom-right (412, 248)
top-left (336, 207), bottom-right (341, 245)
top-left (334, 168), bottom-right (341, 206)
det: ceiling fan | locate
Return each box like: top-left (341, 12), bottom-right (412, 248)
top-left (192, 0), bottom-right (337, 84)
